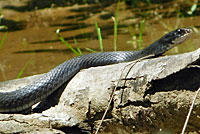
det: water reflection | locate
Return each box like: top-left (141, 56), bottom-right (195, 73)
top-left (13, 48), bottom-right (89, 54)
top-left (0, 18), bottom-right (25, 32)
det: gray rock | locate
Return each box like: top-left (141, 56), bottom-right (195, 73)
top-left (0, 49), bottom-right (200, 134)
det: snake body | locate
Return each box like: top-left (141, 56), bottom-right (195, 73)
top-left (0, 28), bottom-right (192, 113)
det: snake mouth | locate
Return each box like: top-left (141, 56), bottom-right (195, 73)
top-left (172, 28), bottom-right (193, 44)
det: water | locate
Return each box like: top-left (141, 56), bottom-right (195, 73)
top-left (0, 0), bottom-right (199, 81)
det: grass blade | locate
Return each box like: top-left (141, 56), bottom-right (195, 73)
top-left (0, 32), bottom-right (7, 49)
top-left (113, 0), bottom-right (120, 51)
top-left (16, 60), bottom-right (31, 79)
top-left (74, 37), bottom-right (82, 55)
top-left (139, 20), bottom-right (145, 50)
top-left (95, 20), bottom-right (103, 52)
top-left (85, 48), bottom-right (97, 53)
top-left (56, 29), bottom-right (81, 56)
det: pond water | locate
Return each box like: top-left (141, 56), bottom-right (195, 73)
top-left (0, 0), bottom-right (199, 81)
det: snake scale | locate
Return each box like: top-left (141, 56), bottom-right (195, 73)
top-left (0, 28), bottom-right (192, 113)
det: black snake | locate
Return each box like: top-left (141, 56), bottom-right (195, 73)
top-left (0, 28), bottom-right (192, 113)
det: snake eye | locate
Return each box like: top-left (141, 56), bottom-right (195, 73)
top-left (176, 29), bottom-right (184, 35)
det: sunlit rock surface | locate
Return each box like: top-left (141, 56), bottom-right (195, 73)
top-left (0, 49), bottom-right (200, 134)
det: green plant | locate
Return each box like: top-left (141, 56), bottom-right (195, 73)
top-left (16, 60), bottom-right (32, 79)
top-left (113, 0), bottom-right (120, 51)
top-left (146, 0), bottom-right (152, 5)
top-left (73, 37), bottom-right (82, 55)
top-left (138, 20), bottom-right (145, 49)
top-left (95, 20), bottom-right (103, 52)
top-left (85, 48), bottom-right (97, 53)
top-left (0, 32), bottom-right (7, 49)
top-left (57, 1), bottom-right (122, 55)
top-left (56, 29), bottom-right (82, 56)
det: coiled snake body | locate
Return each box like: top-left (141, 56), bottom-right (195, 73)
top-left (0, 28), bottom-right (192, 113)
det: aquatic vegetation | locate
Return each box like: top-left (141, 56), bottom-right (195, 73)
top-left (56, 29), bottom-right (82, 56)
top-left (0, 32), bottom-right (7, 49)
top-left (139, 19), bottom-right (145, 50)
top-left (113, 0), bottom-right (120, 51)
top-left (95, 20), bottom-right (103, 52)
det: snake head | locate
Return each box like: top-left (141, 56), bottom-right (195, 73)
top-left (159, 28), bottom-right (193, 46)
top-left (144, 28), bottom-right (193, 56)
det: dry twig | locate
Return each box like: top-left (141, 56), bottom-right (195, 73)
top-left (94, 55), bottom-right (153, 134)
top-left (181, 87), bottom-right (200, 134)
